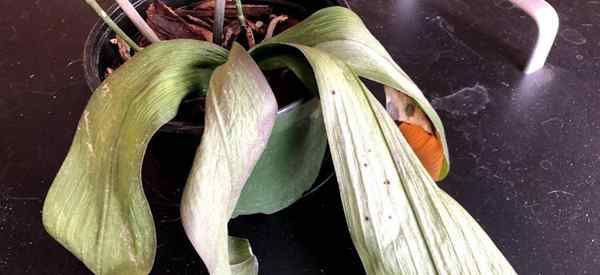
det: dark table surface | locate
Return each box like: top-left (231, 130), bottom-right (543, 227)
top-left (1, 0), bottom-right (599, 274)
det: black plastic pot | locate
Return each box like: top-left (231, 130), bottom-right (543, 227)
top-left (83, 0), bottom-right (344, 134)
top-left (81, 0), bottom-right (345, 204)
top-left (82, 0), bottom-right (342, 91)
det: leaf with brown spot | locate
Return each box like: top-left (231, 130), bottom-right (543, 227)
top-left (265, 6), bottom-right (451, 179)
top-left (253, 10), bottom-right (517, 271)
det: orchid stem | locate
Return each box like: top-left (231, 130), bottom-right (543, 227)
top-left (83, 0), bottom-right (142, 51)
top-left (234, 0), bottom-right (255, 47)
top-left (114, 0), bottom-right (161, 43)
top-left (214, 0), bottom-right (226, 45)
top-left (234, 0), bottom-right (247, 27)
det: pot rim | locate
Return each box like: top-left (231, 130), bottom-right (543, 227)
top-left (83, 0), bottom-right (347, 91)
top-left (82, 0), bottom-right (345, 134)
top-left (80, 0), bottom-right (343, 200)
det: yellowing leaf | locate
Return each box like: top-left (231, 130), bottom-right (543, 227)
top-left (180, 44), bottom-right (277, 275)
top-left (265, 6), bottom-right (450, 179)
top-left (42, 40), bottom-right (227, 275)
top-left (253, 42), bottom-right (516, 275)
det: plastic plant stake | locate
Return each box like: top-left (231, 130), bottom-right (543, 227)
top-left (214, 0), bottom-right (226, 45)
top-left (115, 0), bottom-right (160, 43)
top-left (509, 0), bottom-right (559, 74)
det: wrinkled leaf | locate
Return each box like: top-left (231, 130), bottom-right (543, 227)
top-left (180, 44), bottom-right (276, 275)
top-left (260, 51), bottom-right (444, 182)
top-left (265, 6), bottom-right (450, 179)
top-left (42, 40), bottom-right (227, 275)
top-left (234, 98), bottom-right (327, 217)
top-left (253, 43), bottom-right (516, 275)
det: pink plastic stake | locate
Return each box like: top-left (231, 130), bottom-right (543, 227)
top-left (114, 0), bottom-right (160, 43)
top-left (508, 0), bottom-right (559, 74)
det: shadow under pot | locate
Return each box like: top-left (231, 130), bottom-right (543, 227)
top-left (82, 0), bottom-right (341, 216)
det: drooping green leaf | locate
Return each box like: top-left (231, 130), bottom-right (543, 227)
top-left (233, 46), bottom-right (327, 217)
top-left (253, 43), bottom-right (516, 275)
top-left (234, 98), bottom-right (327, 217)
top-left (264, 6), bottom-right (450, 179)
top-left (180, 43), bottom-right (277, 275)
top-left (42, 40), bottom-right (227, 275)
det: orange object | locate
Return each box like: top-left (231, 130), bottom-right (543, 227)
top-left (399, 122), bottom-right (444, 181)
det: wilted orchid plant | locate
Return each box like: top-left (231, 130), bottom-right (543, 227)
top-left (42, 0), bottom-right (517, 274)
